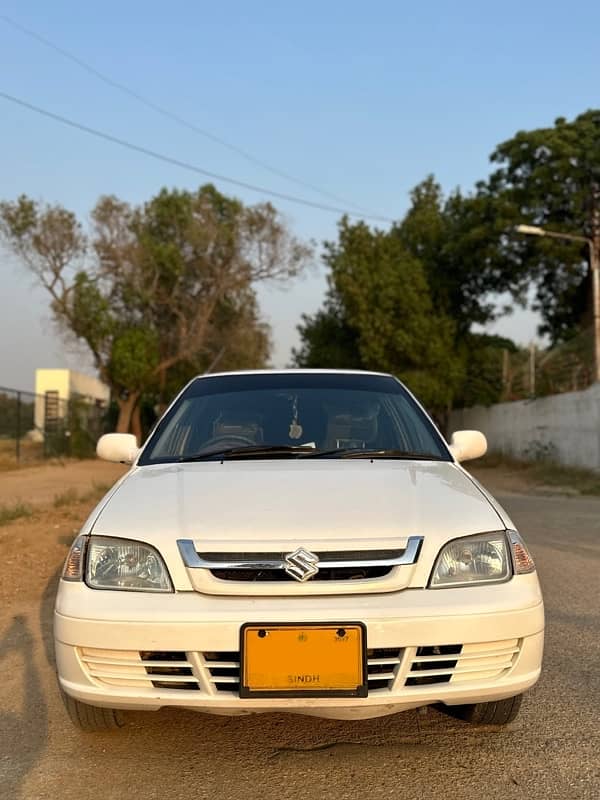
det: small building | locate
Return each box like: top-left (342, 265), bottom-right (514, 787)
top-left (34, 369), bottom-right (110, 434)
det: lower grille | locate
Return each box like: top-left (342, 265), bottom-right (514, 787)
top-left (78, 648), bottom-right (200, 690)
top-left (367, 647), bottom-right (403, 691)
top-left (203, 651), bottom-right (241, 693)
top-left (405, 645), bottom-right (462, 686)
top-left (204, 648), bottom-right (404, 694)
top-left (140, 651), bottom-right (199, 690)
top-left (405, 639), bottom-right (521, 687)
top-left (78, 639), bottom-right (519, 696)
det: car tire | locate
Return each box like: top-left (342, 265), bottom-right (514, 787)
top-left (439, 694), bottom-right (523, 726)
top-left (60, 688), bottom-right (126, 732)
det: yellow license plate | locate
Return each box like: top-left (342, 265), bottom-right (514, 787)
top-left (240, 623), bottom-right (367, 697)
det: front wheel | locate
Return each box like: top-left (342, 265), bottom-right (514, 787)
top-left (60, 688), bottom-right (126, 732)
top-left (439, 694), bottom-right (523, 726)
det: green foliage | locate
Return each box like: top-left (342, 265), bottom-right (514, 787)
top-left (295, 183), bottom-right (525, 410)
top-left (484, 110), bottom-right (600, 342)
top-left (296, 217), bottom-right (463, 409)
top-left (294, 305), bottom-right (361, 370)
top-left (70, 273), bottom-right (114, 351)
top-left (454, 334), bottom-right (517, 408)
top-left (395, 176), bottom-right (524, 331)
top-left (109, 328), bottom-right (160, 391)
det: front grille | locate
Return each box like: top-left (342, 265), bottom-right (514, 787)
top-left (204, 549), bottom-right (402, 583)
top-left (78, 648), bottom-right (200, 690)
top-left (405, 639), bottom-right (521, 687)
top-left (211, 566), bottom-right (391, 581)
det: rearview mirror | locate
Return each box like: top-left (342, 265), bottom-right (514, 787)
top-left (96, 433), bottom-right (139, 464)
top-left (448, 430), bottom-right (487, 463)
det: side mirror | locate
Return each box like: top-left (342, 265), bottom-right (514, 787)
top-left (448, 430), bottom-right (487, 463)
top-left (96, 433), bottom-right (139, 464)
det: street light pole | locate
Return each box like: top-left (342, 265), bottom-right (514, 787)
top-left (515, 224), bottom-right (600, 383)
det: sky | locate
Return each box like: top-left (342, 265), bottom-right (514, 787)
top-left (1, 0), bottom-right (600, 391)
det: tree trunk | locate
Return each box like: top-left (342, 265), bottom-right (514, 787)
top-left (130, 402), bottom-right (143, 444)
top-left (116, 392), bottom-right (140, 435)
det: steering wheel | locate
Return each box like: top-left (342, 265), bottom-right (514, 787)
top-left (200, 434), bottom-right (257, 450)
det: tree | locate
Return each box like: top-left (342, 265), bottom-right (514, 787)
top-left (484, 110), bottom-right (600, 342)
top-left (395, 176), bottom-right (526, 333)
top-left (158, 287), bottom-right (271, 411)
top-left (294, 294), bottom-right (361, 370)
top-left (295, 217), bottom-right (462, 410)
top-left (454, 333), bottom-right (518, 408)
top-left (0, 186), bottom-right (310, 434)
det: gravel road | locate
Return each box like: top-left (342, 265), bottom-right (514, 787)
top-left (0, 468), bottom-right (598, 800)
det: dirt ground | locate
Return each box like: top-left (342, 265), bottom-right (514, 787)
top-left (0, 460), bottom-right (599, 799)
top-left (0, 460), bottom-right (127, 508)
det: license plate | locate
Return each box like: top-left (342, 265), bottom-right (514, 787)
top-left (240, 622), bottom-right (367, 698)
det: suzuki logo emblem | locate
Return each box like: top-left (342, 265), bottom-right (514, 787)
top-left (284, 547), bottom-right (319, 582)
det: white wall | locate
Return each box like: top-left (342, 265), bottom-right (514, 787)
top-left (449, 383), bottom-right (600, 471)
top-left (69, 371), bottom-right (110, 403)
top-left (33, 369), bottom-right (110, 432)
top-left (34, 369), bottom-right (71, 430)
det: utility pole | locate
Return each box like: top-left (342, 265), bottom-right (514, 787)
top-left (529, 343), bottom-right (536, 397)
top-left (501, 348), bottom-right (509, 399)
top-left (591, 239), bottom-right (600, 383)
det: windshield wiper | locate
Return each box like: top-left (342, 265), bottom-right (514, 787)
top-left (179, 444), bottom-right (317, 462)
top-left (309, 448), bottom-right (443, 460)
top-left (179, 445), bottom-right (443, 462)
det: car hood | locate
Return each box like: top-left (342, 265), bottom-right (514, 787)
top-left (92, 459), bottom-right (504, 551)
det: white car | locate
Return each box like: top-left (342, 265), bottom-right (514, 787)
top-left (55, 370), bottom-right (544, 732)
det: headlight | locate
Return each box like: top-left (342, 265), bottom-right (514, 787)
top-left (86, 536), bottom-right (173, 592)
top-left (429, 532), bottom-right (511, 588)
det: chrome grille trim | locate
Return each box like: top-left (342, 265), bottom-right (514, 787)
top-left (177, 536), bottom-right (423, 571)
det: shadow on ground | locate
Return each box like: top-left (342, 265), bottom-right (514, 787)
top-left (0, 615), bottom-right (48, 800)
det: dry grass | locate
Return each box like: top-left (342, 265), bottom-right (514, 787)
top-left (475, 452), bottom-right (600, 496)
top-left (52, 487), bottom-right (80, 508)
top-left (0, 438), bottom-right (47, 470)
top-left (52, 481), bottom-right (111, 509)
top-left (0, 501), bottom-right (34, 526)
top-left (1, 480), bottom-right (112, 528)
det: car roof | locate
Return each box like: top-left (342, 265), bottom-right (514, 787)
top-left (193, 368), bottom-right (394, 380)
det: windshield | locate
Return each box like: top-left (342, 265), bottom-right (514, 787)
top-left (138, 372), bottom-right (451, 464)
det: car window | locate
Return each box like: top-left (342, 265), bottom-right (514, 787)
top-left (139, 373), bottom-right (451, 464)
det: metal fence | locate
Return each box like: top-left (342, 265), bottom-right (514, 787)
top-left (0, 386), bottom-right (110, 465)
top-left (502, 329), bottom-right (594, 400)
top-left (500, 327), bottom-right (595, 402)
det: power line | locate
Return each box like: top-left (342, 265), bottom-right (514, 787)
top-left (0, 13), bottom-right (371, 214)
top-left (0, 91), bottom-right (395, 223)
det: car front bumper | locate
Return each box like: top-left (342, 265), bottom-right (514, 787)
top-left (54, 575), bottom-right (544, 720)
